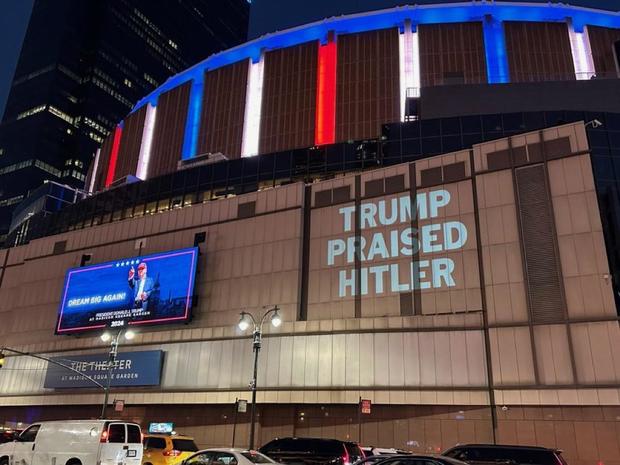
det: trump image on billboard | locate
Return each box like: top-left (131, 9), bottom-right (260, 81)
top-left (56, 247), bottom-right (199, 333)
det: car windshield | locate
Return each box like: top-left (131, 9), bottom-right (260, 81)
top-left (145, 437), bottom-right (167, 449)
top-left (261, 439), bottom-right (343, 455)
top-left (445, 447), bottom-right (557, 465)
top-left (241, 452), bottom-right (274, 463)
top-left (172, 439), bottom-right (198, 452)
top-left (354, 457), bottom-right (395, 465)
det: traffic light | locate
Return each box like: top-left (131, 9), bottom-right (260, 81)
top-left (0, 352), bottom-right (5, 368)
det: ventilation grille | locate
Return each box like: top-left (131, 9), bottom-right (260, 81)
top-left (515, 165), bottom-right (565, 323)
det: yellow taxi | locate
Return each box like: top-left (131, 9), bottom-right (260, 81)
top-left (143, 434), bottom-right (199, 465)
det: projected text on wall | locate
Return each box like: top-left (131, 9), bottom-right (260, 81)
top-left (327, 189), bottom-right (468, 297)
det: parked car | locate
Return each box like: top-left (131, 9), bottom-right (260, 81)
top-left (0, 420), bottom-right (143, 465)
top-left (361, 448), bottom-right (409, 457)
top-left (355, 454), bottom-right (467, 465)
top-left (0, 430), bottom-right (19, 445)
top-left (442, 444), bottom-right (569, 465)
top-left (182, 448), bottom-right (275, 465)
top-left (353, 454), bottom-right (411, 465)
top-left (260, 437), bottom-right (365, 465)
top-left (143, 434), bottom-right (199, 465)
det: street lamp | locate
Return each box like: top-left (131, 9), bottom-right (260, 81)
top-left (237, 305), bottom-right (281, 450)
top-left (99, 329), bottom-right (135, 419)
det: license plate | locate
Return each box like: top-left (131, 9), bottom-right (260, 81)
top-left (127, 450), bottom-right (137, 458)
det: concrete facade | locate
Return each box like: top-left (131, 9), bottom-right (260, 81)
top-left (1, 123), bottom-right (619, 464)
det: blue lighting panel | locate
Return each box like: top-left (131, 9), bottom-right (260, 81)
top-left (483, 16), bottom-right (509, 84)
top-left (182, 77), bottom-right (204, 159)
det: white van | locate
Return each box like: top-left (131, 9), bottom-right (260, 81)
top-left (0, 420), bottom-right (143, 465)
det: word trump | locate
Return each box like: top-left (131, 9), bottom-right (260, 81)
top-left (326, 189), bottom-right (468, 297)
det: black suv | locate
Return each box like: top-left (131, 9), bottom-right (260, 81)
top-left (260, 437), bottom-right (365, 465)
top-left (443, 444), bottom-right (568, 465)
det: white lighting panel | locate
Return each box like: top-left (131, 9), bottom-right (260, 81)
top-left (136, 103), bottom-right (157, 180)
top-left (241, 56), bottom-right (265, 157)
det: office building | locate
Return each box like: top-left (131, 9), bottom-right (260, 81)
top-left (0, 0), bottom-right (249, 242)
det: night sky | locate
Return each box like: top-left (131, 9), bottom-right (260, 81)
top-left (0, 0), bottom-right (34, 120)
top-left (1, 0), bottom-right (619, 118)
top-left (249, 0), bottom-right (620, 38)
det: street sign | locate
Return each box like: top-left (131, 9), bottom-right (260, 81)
top-left (237, 399), bottom-right (248, 413)
top-left (361, 399), bottom-right (371, 414)
top-left (114, 399), bottom-right (125, 412)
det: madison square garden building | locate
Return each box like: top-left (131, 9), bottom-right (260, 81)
top-left (2, 3), bottom-right (620, 465)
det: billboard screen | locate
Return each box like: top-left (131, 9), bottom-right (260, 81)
top-left (56, 247), bottom-right (199, 334)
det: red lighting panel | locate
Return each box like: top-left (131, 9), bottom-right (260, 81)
top-left (315, 37), bottom-right (337, 146)
top-left (105, 125), bottom-right (123, 188)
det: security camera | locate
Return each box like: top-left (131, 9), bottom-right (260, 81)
top-left (501, 405), bottom-right (509, 412)
top-left (586, 119), bottom-right (603, 129)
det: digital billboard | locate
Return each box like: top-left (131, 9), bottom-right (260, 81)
top-left (56, 247), bottom-right (198, 334)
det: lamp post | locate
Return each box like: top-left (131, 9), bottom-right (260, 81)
top-left (237, 305), bottom-right (282, 450)
top-left (0, 347), bottom-right (105, 389)
top-left (99, 328), bottom-right (135, 419)
top-left (0, 346), bottom-right (105, 408)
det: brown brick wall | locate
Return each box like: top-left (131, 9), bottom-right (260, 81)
top-left (588, 26), bottom-right (620, 78)
top-left (259, 42), bottom-right (318, 154)
top-left (504, 21), bottom-right (575, 82)
top-left (198, 61), bottom-right (248, 159)
top-left (114, 105), bottom-right (147, 181)
top-left (419, 22), bottom-right (487, 87)
top-left (148, 82), bottom-right (191, 178)
top-left (336, 28), bottom-right (400, 142)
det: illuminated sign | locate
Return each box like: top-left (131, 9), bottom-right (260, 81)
top-left (326, 189), bottom-right (468, 297)
top-left (56, 247), bottom-right (198, 334)
top-left (44, 350), bottom-right (164, 388)
top-left (148, 422), bottom-right (174, 434)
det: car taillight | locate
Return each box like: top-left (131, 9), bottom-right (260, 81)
top-left (342, 445), bottom-right (350, 465)
top-left (100, 430), bottom-right (109, 443)
top-left (163, 450), bottom-right (182, 457)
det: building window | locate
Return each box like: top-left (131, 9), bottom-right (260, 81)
top-left (124, 78), bottom-right (132, 88)
top-left (144, 73), bottom-right (158, 86)
top-left (48, 106), bottom-right (74, 125)
top-left (0, 160), bottom-right (33, 175)
top-left (0, 195), bottom-right (25, 207)
top-left (17, 105), bottom-right (46, 120)
top-left (88, 132), bottom-right (104, 143)
top-left (34, 159), bottom-right (62, 177)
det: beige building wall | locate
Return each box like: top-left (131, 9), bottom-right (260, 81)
top-left (1, 122), bottom-right (619, 465)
